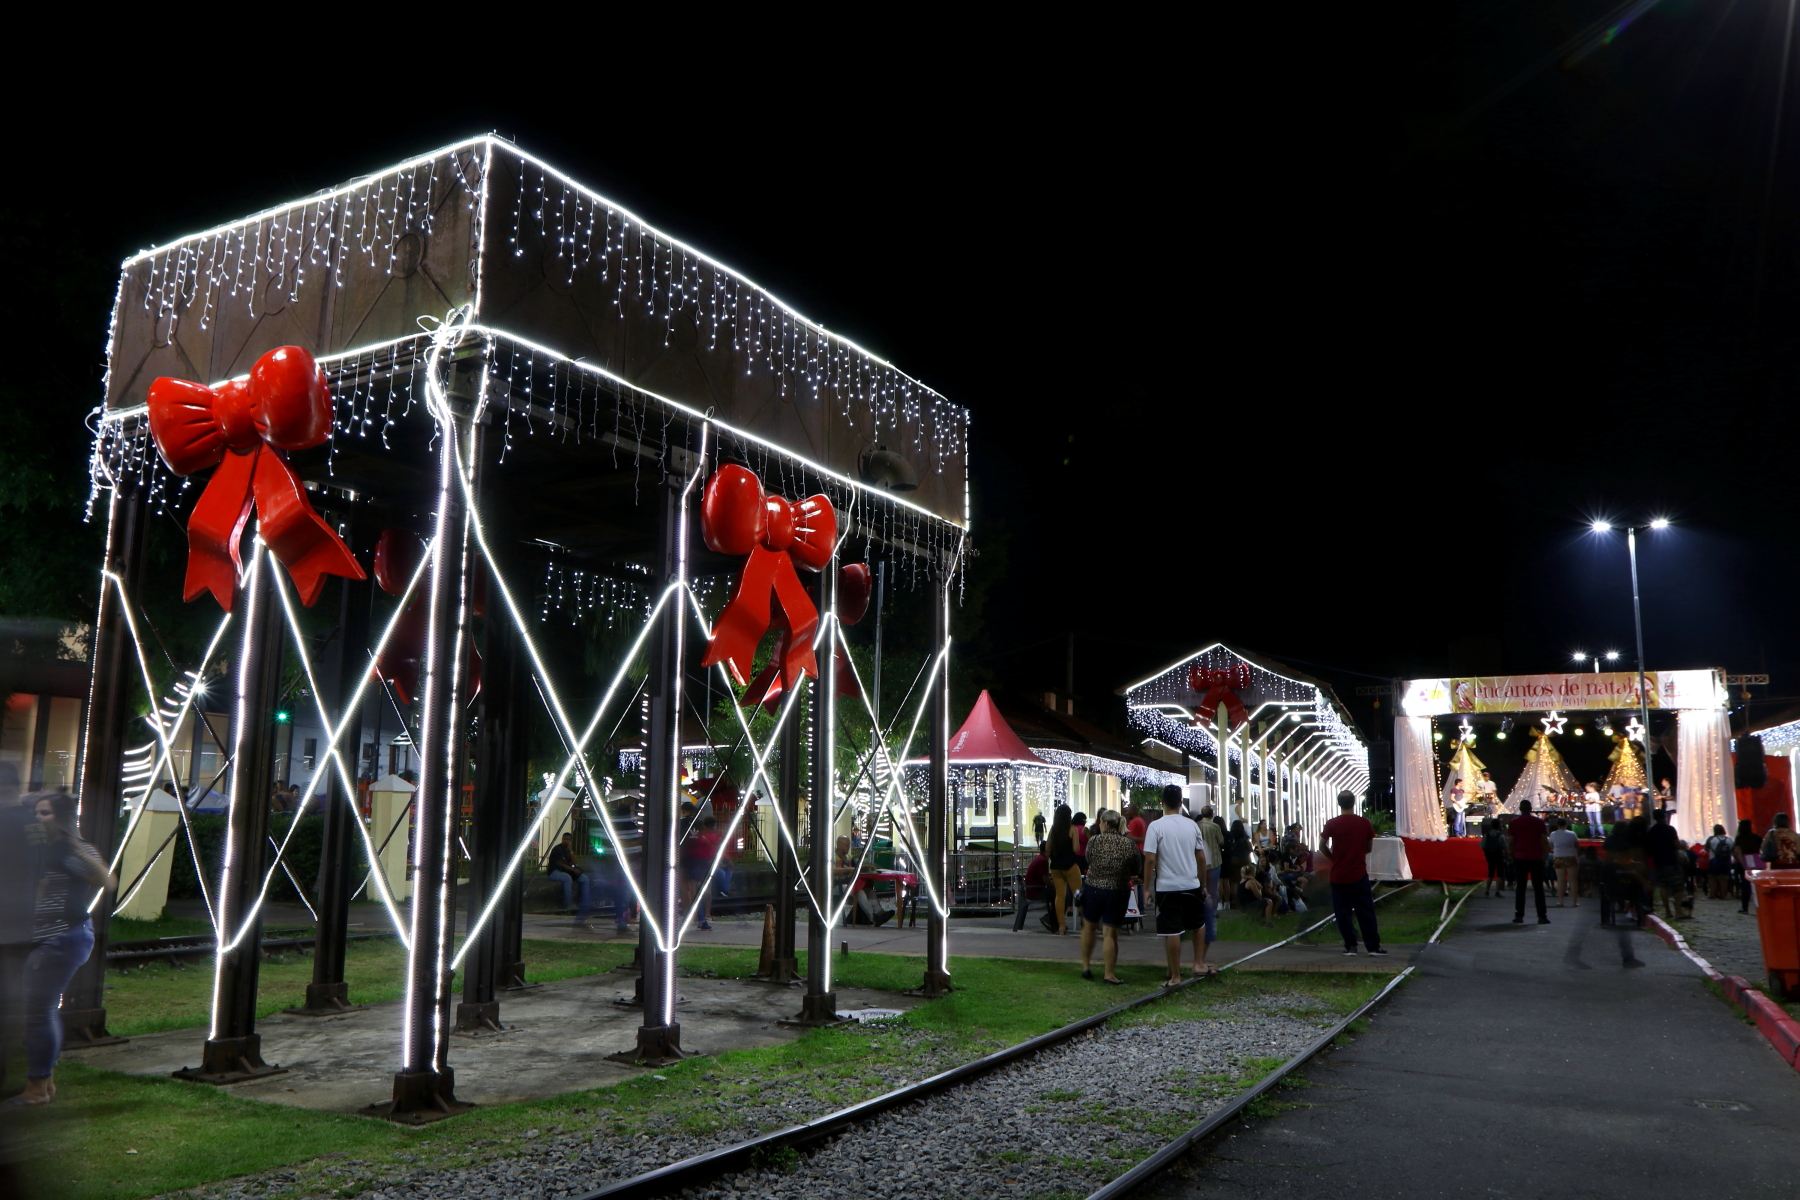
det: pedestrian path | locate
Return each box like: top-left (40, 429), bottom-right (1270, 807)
top-left (1142, 890), bottom-right (1800, 1198)
top-left (1674, 889), bottom-right (1769, 983)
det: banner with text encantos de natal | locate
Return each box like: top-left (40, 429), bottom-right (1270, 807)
top-left (1401, 669), bottom-right (1726, 716)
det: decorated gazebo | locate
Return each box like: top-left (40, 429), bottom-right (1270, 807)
top-left (1120, 643), bottom-right (1369, 841)
top-left (73, 138), bottom-right (969, 1118)
top-left (906, 689), bottom-right (1067, 849)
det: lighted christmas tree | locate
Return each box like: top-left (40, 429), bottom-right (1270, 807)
top-left (1503, 726), bottom-right (1579, 810)
top-left (1439, 736), bottom-right (1486, 812)
top-left (1603, 731), bottom-right (1647, 792)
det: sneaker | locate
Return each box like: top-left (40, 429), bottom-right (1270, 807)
top-left (698, 921), bottom-right (713, 931)
top-left (1511, 917), bottom-right (1524, 924)
top-left (1367, 948), bottom-right (1390, 956)
top-left (1343, 949), bottom-right (1359, 956)
top-left (1538, 917), bottom-right (1551, 925)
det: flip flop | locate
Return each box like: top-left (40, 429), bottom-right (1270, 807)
top-left (1102, 977), bottom-right (1126, 985)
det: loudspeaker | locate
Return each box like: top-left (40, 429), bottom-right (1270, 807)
top-left (1736, 735), bottom-right (1768, 791)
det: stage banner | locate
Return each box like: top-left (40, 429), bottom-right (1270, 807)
top-left (1402, 669), bottom-right (1724, 716)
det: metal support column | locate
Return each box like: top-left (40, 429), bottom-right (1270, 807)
top-left (173, 543), bottom-right (286, 1084)
top-left (458, 582), bottom-right (517, 1032)
top-left (798, 567), bottom-right (839, 1024)
top-left (921, 578), bottom-right (953, 996)
top-left (381, 399), bottom-right (473, 1122)
top-left (618, 478), bottom-right (685, 1065)
top-left (60, 480), bottom-right (148, 1048)
top-left (293, 513), bottom-right (374, 1015)
top-left (770, 698), bottom-right (801, 983)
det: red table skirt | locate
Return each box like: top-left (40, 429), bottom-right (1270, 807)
top-left (1400, 838), bottom-right (1490, 883)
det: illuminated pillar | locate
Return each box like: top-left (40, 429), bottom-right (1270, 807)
top-left (173, 543), bottom-right (287, 1084)
top-left (771, 701), bottom-right (801, 983)
top-left (626, 476), bottom-right (685, 1065)
top-left (60, 479), bottom-right (148, 1048)
top-left (294, 513), bottom-right (373, 1016)
top-left (385, 396), bottom-right (473, 1121)
top-left (799, 565), bottom-right (839, 1023)
top-left (922, 578), bottom-right (953, 996)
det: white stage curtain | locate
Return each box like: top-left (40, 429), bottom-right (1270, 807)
top-left (1675, 710), bottom-right (1733, 844)
top-left (1396, 716), bottom-right (1446, 839)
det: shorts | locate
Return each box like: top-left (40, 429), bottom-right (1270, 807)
top-left (1079, 885), bottom-right (1129, 929)
top-left (1155, 888), bottom-right (1207, 936)
top-left (682, 858), bottom-right (714, 883)
top-left (1554, 856), bottom-right (1577, 871)
top-left (1654, 865), bottom-right (1684, 889)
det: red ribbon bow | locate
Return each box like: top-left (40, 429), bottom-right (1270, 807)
top-left (146, 346), bottom-right (365, 611)
top-left (1189, 662), bottom-right (1253, 729)
top-left (700, 465), bottom-right (837, 691)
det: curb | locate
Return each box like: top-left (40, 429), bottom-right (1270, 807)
top-left (1648, 914), bottom-right (1800, 1071)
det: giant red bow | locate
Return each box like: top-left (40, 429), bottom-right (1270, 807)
top-left (700, 465), bottom-right (836, 692)
top-left (1189, 662), bottom-right (1253, 729)
top-left (147, 346), bottom-right (365, 611)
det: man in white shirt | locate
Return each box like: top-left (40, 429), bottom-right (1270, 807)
top-left (1549, 818), bottom-right (1582, 907)
top-left (1144, 785), bottom-right (1213, 986)
top-left (1475, 770), bottom-right (1498, 812)
top-left (1582, 782), bottom-right (1604, 838)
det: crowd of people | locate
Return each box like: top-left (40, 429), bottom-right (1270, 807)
top-left (1014, 786), bottom-right (1385, 983)
top-left (1476, 800), bottom-right (1800, 927)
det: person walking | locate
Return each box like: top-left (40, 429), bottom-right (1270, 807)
top-left (1045, 805), bottom-right (1082, 935)
top-left (682, 816), bottom-right (723, 931)
top-left (1507, 799), bottom-right (1552, 924)
top-left (1704, 824), bottom-right (1735, 900)
top-left (1014, 847), bottom-right (1050, 932)
top-left (1196, 805), bottom-right (1224, 903)
top-left (1144, 785), bottom-right (1214, 984)
top-left (1320, 791), bottom-right (1385, 957)
top-left (1480, 817), bottom-right (1507, 897)
top-left (1126, 805), bottom-right (1149, 912)
top-left (1735, 817), bottom-right (1762, 913)
top-left (1079, 810), bottom-right (1139, 984)
top-left (16, 793), bottom-right (114, 1105)
top-left (1762, 813), bottom-right (1800, 870)
top-left (1647, 808), bottom-right (1685, 919)
top-left (1072, 812), bottom-right (1091, 871)
top-left (1550, 818), bottom-right (1581, 907)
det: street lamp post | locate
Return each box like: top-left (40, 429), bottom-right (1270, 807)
top-left (1591, 518), bottom-right (1668, 796)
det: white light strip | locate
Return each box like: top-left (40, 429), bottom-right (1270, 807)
top-left (120, 139), bottom-right (491, 268)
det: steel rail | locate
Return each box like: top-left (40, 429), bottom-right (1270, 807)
top-left (573, 880), bottom-right (1424, 1200)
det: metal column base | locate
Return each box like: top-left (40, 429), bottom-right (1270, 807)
top-left (172, 1035), bottom-right (286, 1085)
top-left (501, 961), bottom-right (539, 991)
top-left (363, 1067), bottom-right (474, 1125)
top-left (767, 956), bottom-right (799, 985)
top-left (58, 1006), bottom-right (127, 1048)
top-left (907, 970), bottom-right (955, 998)
top-left (608, 1022), bottom-right (685, 1067)
top-left (782, 990), bottom-right (848, 1027)
top-left (286, 982), bottom-right (367, 1017)
top-left (455, 1001), bottom-right (503, 1033)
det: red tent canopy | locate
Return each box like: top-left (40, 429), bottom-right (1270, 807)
top-left (948, 690), bottom-right (1047, 764)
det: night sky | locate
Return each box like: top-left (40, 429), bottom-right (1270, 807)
top-left (8, 3), bottom-right (1799, 776)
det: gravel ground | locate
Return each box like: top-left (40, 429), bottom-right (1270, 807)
top-left (172, 994), bottom-right (1334, 1200)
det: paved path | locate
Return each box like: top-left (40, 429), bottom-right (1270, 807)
top-left (1142, 890), bottom-right (1800, 1198)
top-left (1673, 888), bottom-right (1768, 983)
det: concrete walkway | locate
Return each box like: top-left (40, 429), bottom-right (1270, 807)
top-left (1144, 890), bottom-right (1800, 1198)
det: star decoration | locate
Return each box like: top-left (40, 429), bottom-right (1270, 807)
top-left (1625, 716), bottom-right (1645, 742)
top-left (1540, 711), bottom-right (1568, 736)
top-left (1458, 719), bottom-right (1475, 743)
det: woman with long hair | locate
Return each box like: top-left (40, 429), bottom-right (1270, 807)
top-left (15, 792), bottom-right (115, 1106)
top-left (1045, 805), bottom-right (1082, 935)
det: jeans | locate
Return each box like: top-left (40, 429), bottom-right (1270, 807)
top-left (550, 868), bottom-right (589, 912)
top-left (1201, 890), bottom-right (1217, 945)
top-left (1514, 858), bottom-right (1550, 921)
top-left (1330, 877), bottom-right (1381, 952)
top-left (26, 922), bottom-right (94, 1079)
top-left (1205, 866), bottom-right (1221, 905)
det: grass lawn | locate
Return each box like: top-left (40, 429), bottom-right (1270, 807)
top-left (27, 941), bottom-right (1404, 1200)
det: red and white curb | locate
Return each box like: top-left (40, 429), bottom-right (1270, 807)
top-left (1647, 915), bottom-right (1800, 1071)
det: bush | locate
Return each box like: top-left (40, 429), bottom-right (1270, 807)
top-left (166, 812), bottom-right (325, 908)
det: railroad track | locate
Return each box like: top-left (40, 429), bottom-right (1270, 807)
top-left (575, 879), bottom-right (1474, 1200)
top-left (105, 928), bottom-right (392, 966)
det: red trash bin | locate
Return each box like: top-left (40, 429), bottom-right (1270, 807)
top-left (1751, 871), bottom-right (1800, 998)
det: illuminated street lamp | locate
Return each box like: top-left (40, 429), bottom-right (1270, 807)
top-left (1588, 518), bottom-right (1671, 779)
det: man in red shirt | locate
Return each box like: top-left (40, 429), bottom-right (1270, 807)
top-left (1320, 791), bottom-right (1386, 957)
top-left (1506, 798), bottom-right (1552, 924)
